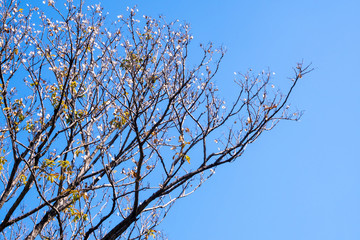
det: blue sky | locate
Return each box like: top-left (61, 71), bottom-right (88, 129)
top-left (14, 0), bottom-right (357, 239)
top-left (97, 0), bottom-right (360, 239)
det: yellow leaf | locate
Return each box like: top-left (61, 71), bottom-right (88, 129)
top-left (70, 81), bottom-right (77, 88)
top-left (19, 8), bottom-right (23, 13)
top-left (47, 173), bottom-right (59, 183)
top-left (185, 155), bottom-right (190, 164)
top-left (74, 149), bottom-right (84, 157)
top-left (19, 174), bottom-right (27, 184)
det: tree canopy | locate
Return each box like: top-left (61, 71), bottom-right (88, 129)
top-left (0, 0), bottom-right (311, 239)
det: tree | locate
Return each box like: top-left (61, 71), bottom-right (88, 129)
top-left (0, 0), bottom-right (312, 239)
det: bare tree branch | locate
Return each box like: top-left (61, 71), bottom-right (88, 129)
top-left (0, 1), bottom-right (312, 239)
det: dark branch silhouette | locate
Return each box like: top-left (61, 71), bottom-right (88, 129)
top-left (0, 1), bottom-right (312, 239)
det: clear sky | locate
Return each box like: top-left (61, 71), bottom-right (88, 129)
top-left (96, 0), bottom-right (360, 239)
top-left (57, 0), bottom-right (360, 239)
